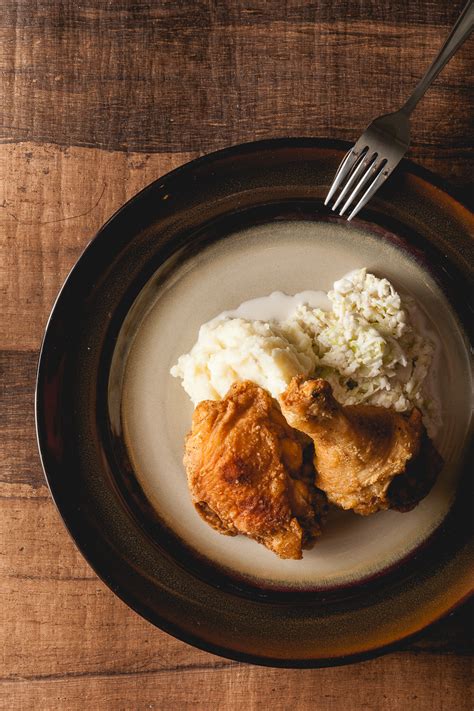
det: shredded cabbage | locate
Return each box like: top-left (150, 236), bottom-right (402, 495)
top-left (282, 269), bottom-right (438, 433)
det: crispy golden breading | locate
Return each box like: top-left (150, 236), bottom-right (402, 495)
top-left (280, 376), bottom-right (442, 515)
top-left (184, 381), bottom-right (327, 559)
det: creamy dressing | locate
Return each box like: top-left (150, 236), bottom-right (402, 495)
top-left (218, 290), bottom-right (331, 322)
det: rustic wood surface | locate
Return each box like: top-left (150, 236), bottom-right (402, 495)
top-left (1, 1), bottom-right (472, 709)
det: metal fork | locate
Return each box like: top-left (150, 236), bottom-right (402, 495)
top-left (325, 0), bottom-right (474, 221)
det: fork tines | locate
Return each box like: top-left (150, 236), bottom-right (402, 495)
top-left (325, 147), bottom-right (389, 221)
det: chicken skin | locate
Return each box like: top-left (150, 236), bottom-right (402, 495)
top-left (280, 377), bottom-right (442, 516)
top-left (184, 381), bottom-right (327, 559)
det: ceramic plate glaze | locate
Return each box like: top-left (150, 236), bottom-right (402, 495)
top-left (36, 139), bottom-right (473, 667)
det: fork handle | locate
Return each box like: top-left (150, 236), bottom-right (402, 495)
top-left (401, 0), bottom-right (474, 115)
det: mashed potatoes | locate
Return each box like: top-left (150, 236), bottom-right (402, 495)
top-left (171, 269), bottom-right (439, 433)
top-left (170, 318), bottom-right (316, 404)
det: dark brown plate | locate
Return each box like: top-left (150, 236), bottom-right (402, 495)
top-left (36, 138), bottom-right (473, 667)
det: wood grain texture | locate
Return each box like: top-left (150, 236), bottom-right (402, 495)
top-left (1, 0), bottom-right (473, 708)
top-left (1, 655), bottom-right (472, 711)
top-left (1, 0), bottom-right (473, 195)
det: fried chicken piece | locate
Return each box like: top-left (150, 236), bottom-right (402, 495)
top-left (184, 380), bottom-right (327, 559)
top-left (280, 376), bottom-right (442, 516)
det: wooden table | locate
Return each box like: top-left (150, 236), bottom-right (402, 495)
top-left (1, 2), bottom-right (472, 708)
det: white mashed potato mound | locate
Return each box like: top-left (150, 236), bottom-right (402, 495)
top-left (171, 268), bottom-right (439, 433)
top-left (170, 318), bottom-right (316, 404)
